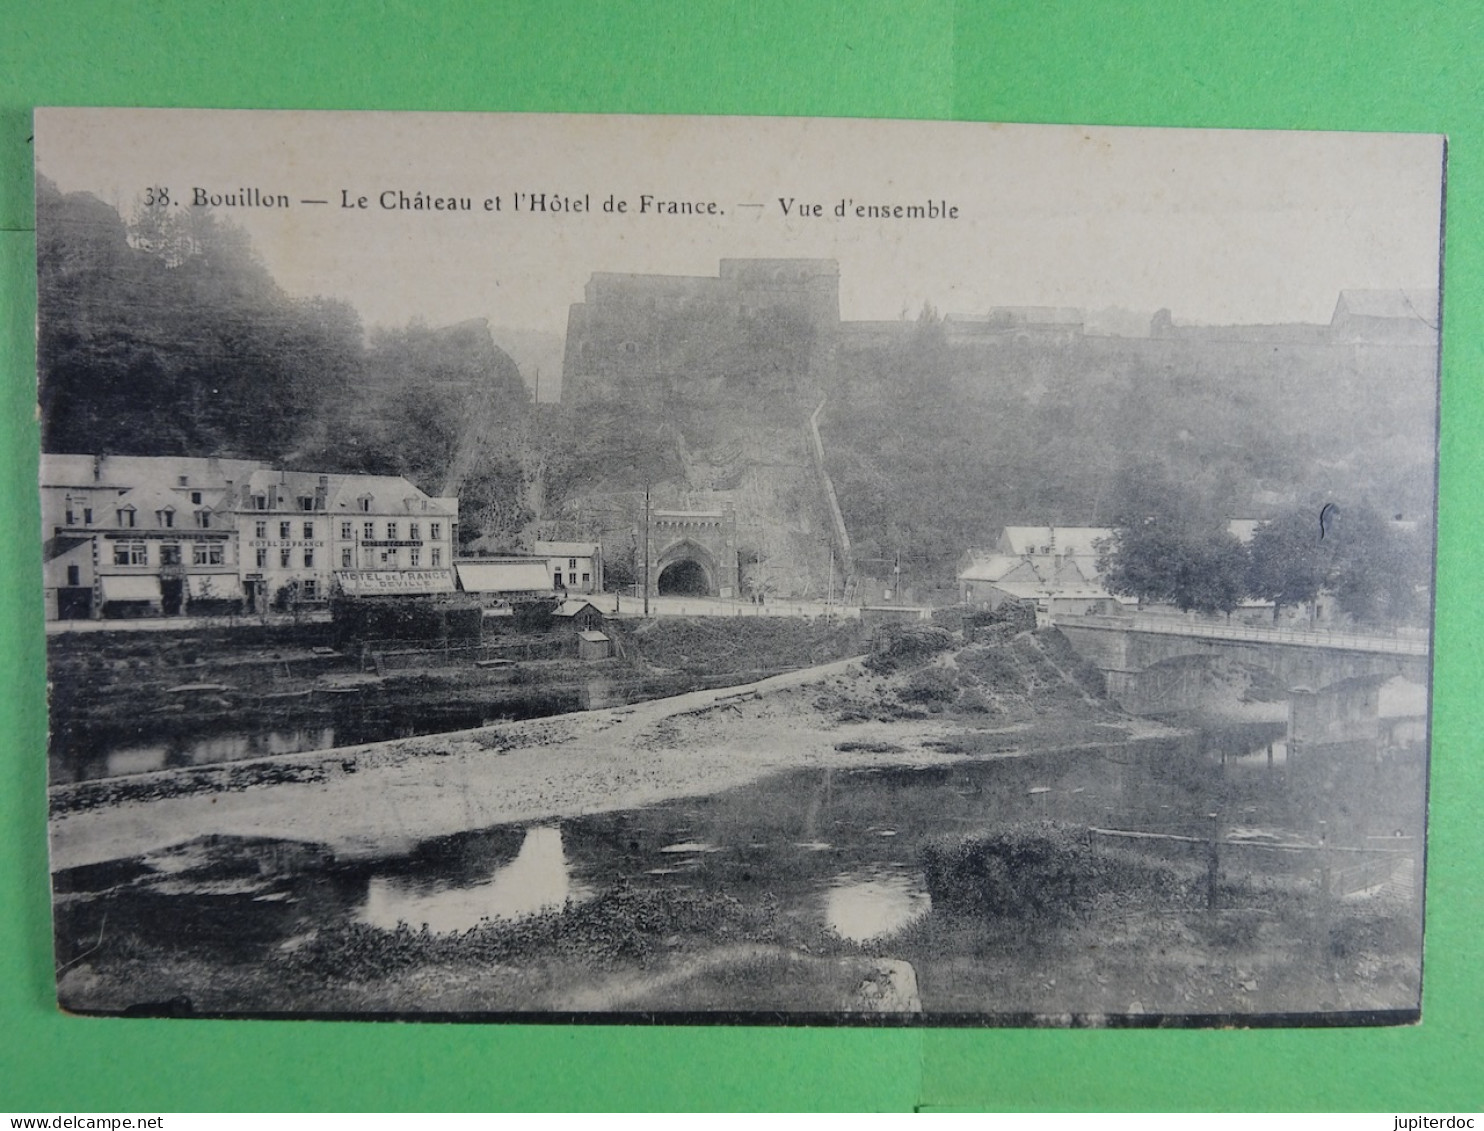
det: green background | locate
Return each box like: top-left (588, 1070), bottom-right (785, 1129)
top-left (2, 1), bottom-right (1480, 1112)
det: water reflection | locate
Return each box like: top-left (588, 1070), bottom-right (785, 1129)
top-left (359, 826), bottom-right (585, 933)
top-left (825, 869), bottom-right (931, 942)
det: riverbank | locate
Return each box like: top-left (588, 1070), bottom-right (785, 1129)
top-left (50, 648), bottom-right (1165, 870)
top-left (50, 625), bottom-right (1424, 1022)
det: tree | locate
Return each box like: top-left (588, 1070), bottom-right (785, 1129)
top-left (1246, 503), bottom-right (1431, 627)
top-left (1325, 506), bottom-right (1430, 625)
top-left (1246, 507), bottom-right (1332, 619)
top-left (1099, 521), bottom-right (1250, 615)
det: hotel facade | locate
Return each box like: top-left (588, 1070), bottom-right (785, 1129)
top-left (40, 454), bottom-right (459, 620)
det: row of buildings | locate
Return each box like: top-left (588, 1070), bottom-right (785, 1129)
top-left (40, 454), bottom-right (601, 620)
top-left (956, 523), bottom-right (1278, 621)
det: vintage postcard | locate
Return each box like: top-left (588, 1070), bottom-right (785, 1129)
top-left (36, 109), bottom-right (1441, 1023)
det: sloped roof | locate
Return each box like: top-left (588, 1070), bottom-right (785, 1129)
top-left (998, 526), bottom-right (1113, 558)
top-left (456, 558), bottom-right (551, 593)
top-left (958, 554), bottom-right (1037, 584)
top-left (1334, 289), bottom-right (1439, 323)
top-left (554, 598), bottom-right (603, 618)
top-left (536, 541), bottom-right (600, 557)
top-left (40, 453), bottom-right (263, 490)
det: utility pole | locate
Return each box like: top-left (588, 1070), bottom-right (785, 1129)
top-left (827, 542), bottom-right (835, 624)
top-left (643, 482), bottom-right (651, 617)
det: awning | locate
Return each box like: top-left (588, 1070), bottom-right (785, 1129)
top-left (456, 560), bottom-right (552, 593)
top-left (188, 574), bottom-right (243, 599)
top-left (336, 568), bottom-right (455, 595)
top-left (100, 575), bottom-right (162, 602)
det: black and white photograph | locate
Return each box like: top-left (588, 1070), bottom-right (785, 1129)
top-left (37, 108), bottom-right (1441, 1024)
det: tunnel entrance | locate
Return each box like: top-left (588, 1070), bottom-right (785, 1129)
top-left (657, 558), bottom-right (713, 596)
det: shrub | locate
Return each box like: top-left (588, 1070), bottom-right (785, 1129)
top-left (922, 823), bottom-right (1093, 920)
top-left (899, 666), bottom-right (958, 704)
top-left (865, 624), bottom-right (954, 674)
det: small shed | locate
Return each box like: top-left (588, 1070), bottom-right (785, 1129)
top-left (553, 598), bottom-right (605, 633)
top-left (577, 629), bottom-right (612, 661)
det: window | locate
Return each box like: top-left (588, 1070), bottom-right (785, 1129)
top-left (160, 544), bottom-right (181, 566)
top-left (431, 548), bottom-right (442, 567)
top-left (304, 549), bottom-right (315, 568)
top-left (430, 522), bottom-right (441, 540)
top-left (64, 506), bottom-right (75, 526)
top-left (409, 548), bottom-right (421, 567)
top-left (569, 572), bottom-right (578, 587)
top-left (364, 522), bottom-right (375, 540)
top-left (341, 548), bottom-right (352, 568)
top-left (255, 520), bottom-right (267, 539)
top-left (113, 541), bottom-right (146, 566)
top-left (280, 548), bottom-right (291, 568)
top-left (117, 507), bottom-right (136, 528)
top-left (195, 511), bottom-right (210, 529)
top-left (194, 542), bottom-right (224, 566)
top-left (158, 509), bottom-right (174, 528)
top-left (83, 507), bottom-right (92, 525)
top-left (359, 497), bottom-right (371, 512)
top-left (302, 521), bottom-right (314, 540)
top-left (298, 496), bottom-right (314, 512)
top-left (66, 565), bottom-right (80, 586)
top-left (254, 495), bottom-right (268, 510)
top-left (386, 521), bottom-right (398, 541)
top-left (302, 579), bottom-right (318, 599)
top-left (190, 491), bottom-right (202, 505)
top-left (569, 558), bottom-right (577, 569)
top-left (340, 522), bottom-right (353, 541)
top-left (257, 549), bottom-right (268, 569)
top-left (279, 521), bottom-right (291, 540)
top-left (409, 522), bottom-right (420, 541)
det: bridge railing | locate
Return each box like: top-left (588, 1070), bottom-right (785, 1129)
top-left (1053, 614), bottom-right (1430, 656)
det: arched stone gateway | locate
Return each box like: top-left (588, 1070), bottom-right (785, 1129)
top-left (646, 510), bottom-right (738, 598)
top-left (657, 557), bottom-right (712, 596)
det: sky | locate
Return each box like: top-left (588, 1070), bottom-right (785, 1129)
top-left (35, 108), bottom-right (1445, 351)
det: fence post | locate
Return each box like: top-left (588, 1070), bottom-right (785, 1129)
top-left (1318, 819), bottom-right (1331, 899)
top-left (1206, 812), bottom-right (1221, 910)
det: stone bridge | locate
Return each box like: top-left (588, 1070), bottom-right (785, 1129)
top-left (1054, 615), bottom-right (1430, 714)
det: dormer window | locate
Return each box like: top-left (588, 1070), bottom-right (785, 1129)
top-left (117, 506), bottom-right (136, 528)
top-left (359, 496), bottom-right (373, 513)
top-left (298, 496), bottom-right (314, 511)
top-left (254, 495), bottom-right (268, 510)
top-left (196, 510), bottom-right (211, 529)
top-left (158, 508), bottom-right (175, 528)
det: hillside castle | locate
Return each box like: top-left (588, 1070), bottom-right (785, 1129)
top-left (556, 259), bottom-right (1437, 600)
